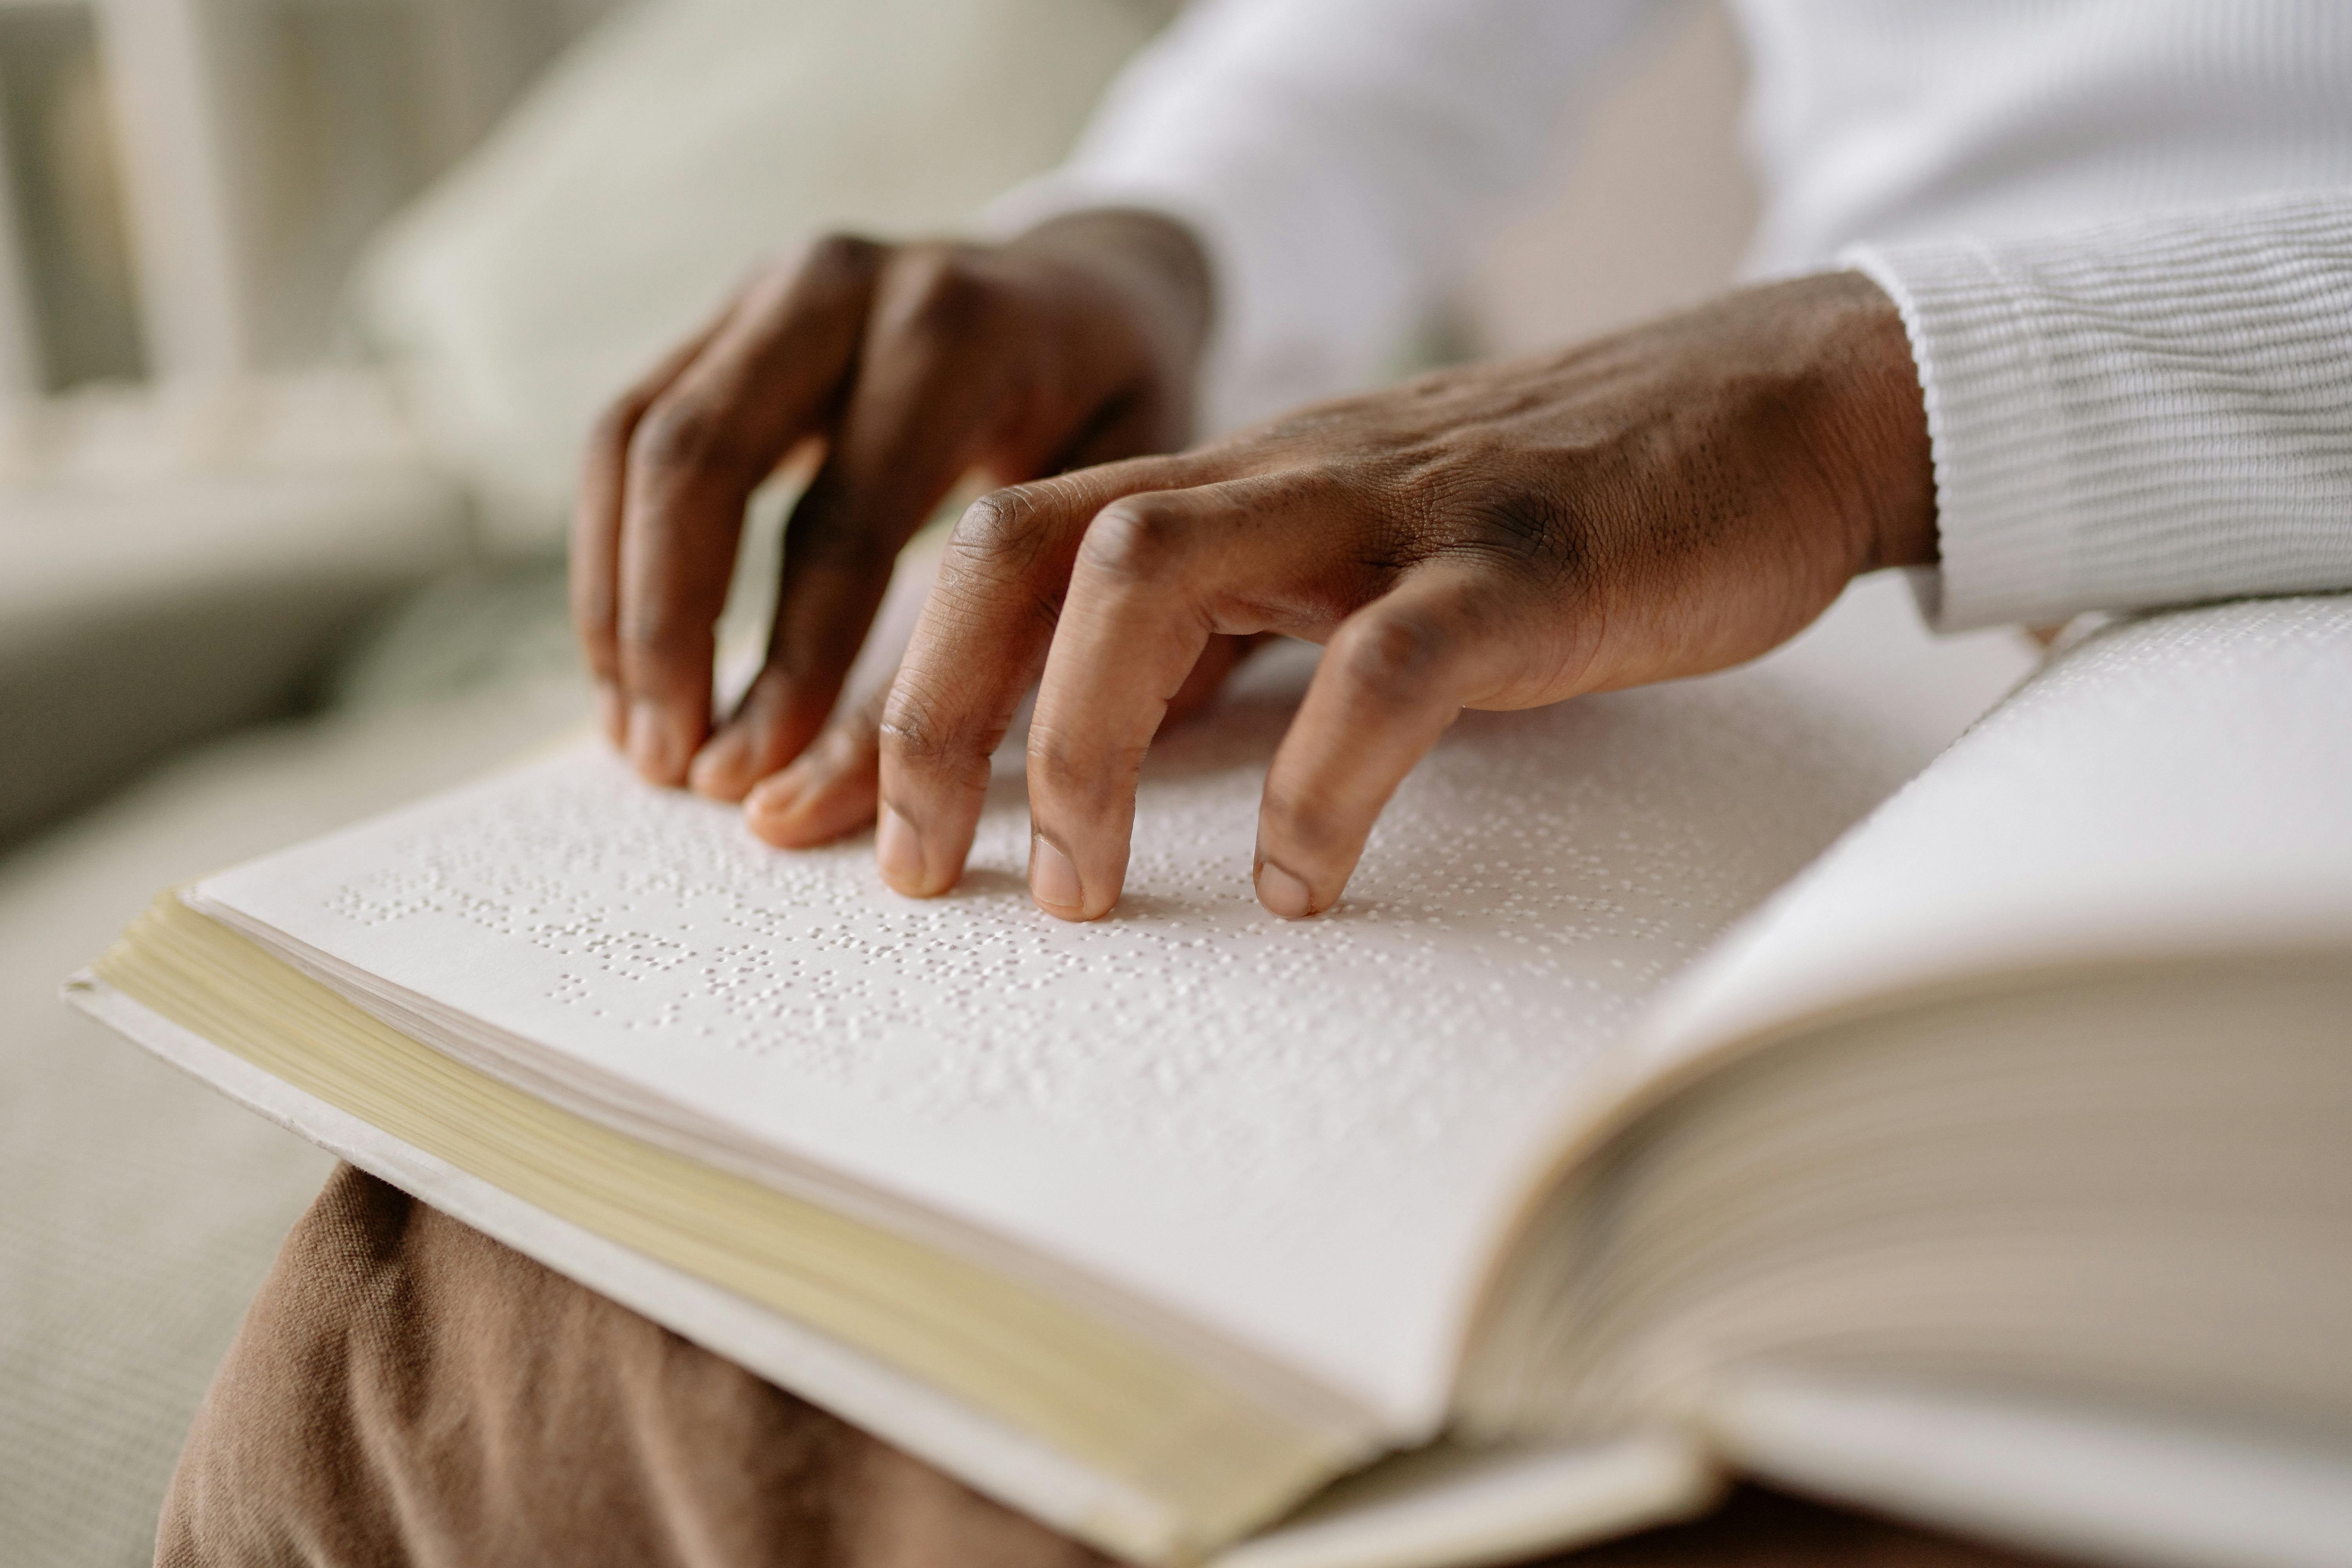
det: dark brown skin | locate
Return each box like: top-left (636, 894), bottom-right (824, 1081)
top-left (574, 216), bottom-right (1936, 923)
top-left (571, 210), bottom-right (1223, 843)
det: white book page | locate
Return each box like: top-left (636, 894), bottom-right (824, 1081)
top-left (192, 573), bottom-right (2033, 1433)
top-left (1709, 1369), bottom-right (2352, 1568)
top-left (1643, 593), bottom-right (2352, 1065)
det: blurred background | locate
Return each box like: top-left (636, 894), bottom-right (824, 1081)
top-left (0, 2), bottom-right (1752, 1561)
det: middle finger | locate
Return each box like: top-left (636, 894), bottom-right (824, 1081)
top-left (1023, 475), bottom-right (1342, 919)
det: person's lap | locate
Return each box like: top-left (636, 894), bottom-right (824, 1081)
top-left (158, 1168), bottom-right (2063, 1568)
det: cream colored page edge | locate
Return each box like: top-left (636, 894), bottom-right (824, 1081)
top-left (62, 975), bottom-right (1188, 1567)
top-left (178, 880), bottom-right (1379, 1452)
top-left (69, 977), bottom-right (1732, 1568)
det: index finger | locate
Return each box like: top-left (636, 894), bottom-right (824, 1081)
top-left (873, 455), bottom-right (1210, 897)
top-left (1254, 564), bottom-right (1523, 916)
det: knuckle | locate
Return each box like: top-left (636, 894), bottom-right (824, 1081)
top-left (1336, 603), bottom-right (1460, 707)
top-left (951, 486), bottom-right (1056, 569)
top-left (588, 390), bottom-right (649, 455)
top-left (736, 237), bottom-right (864, 318)
top-left (612, 587), bottom-right (712, 668)
top-left (1027, 725), bottom-right (1145, 811)
top-left (1024, 727), bottom-right (1084, 796)
top-left (613, 605), bottom-right (690, 663)
top-left (882, 668), bottom-right (1014, 795)
top-left (630, 396), bottom-right (749, 479)
top-left (1257, 780), bottom-right (1351, 863)
top-left (877, 676), bottom-right (959, 771)
top-left (882, 245), bottom-right (993, 341)
top-left (803, 230), bottom-right (882, 280)
top-left (1076, 496), bottom-right (1193, 584)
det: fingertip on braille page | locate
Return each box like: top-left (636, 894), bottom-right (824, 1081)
top-left (628, 701), bottom-right (693, 786)
top-left (745, 760), bottom-right (811, 818)
top-left (297, 619), bottom-right (1895, 1168)
top-left (747, 761), bottom-right (882, 851)
top-left (687, 729), bottom-right (753, 801)
top-left (1028, 835), bottom-right (1085, 917)
top-left (742, 764), bottom-right (812, 847)
top-left (876, 805), bottom-right (929, 894)
top-left (1255, 860), bottom-right (1316, 919)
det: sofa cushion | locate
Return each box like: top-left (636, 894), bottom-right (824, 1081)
top-left (350, 0), bottom-right (1174, 550)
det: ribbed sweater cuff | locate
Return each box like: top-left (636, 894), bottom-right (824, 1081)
top-left (1842, 241), bottom-right (2077, 630)
top-left (1846, 192), bottom-right (2352, 632)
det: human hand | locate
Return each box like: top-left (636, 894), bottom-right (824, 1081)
top-left (875, 270), bottom-right (1938, 920)
top-left (570, 210), bottom-right (1217, 844)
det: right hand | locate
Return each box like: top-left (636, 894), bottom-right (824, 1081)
top-left (571, 211), bottom-right (1216, 847)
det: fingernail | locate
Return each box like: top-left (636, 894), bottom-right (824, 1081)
top-left (1256, 860), bottom-right (1315, 919)
top-left (595, 683), bottom-right (626, 747)
top-left (688, 728), bottom-right (751, 799)
top-left (629, 701), bottom-right (688, 784)
top-left (1029, 835), bottom-right (1083, 913)
top-left (876, 805), bottom-right (927, 891)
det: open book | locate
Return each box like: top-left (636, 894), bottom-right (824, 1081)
top-left (70, 577), bottom-right (2352, 1568)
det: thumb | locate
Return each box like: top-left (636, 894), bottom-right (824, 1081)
top-left (742, 532), bottom-right (947, 847)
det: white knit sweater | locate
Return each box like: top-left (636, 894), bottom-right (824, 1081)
top-left (984, 0), bottom-right (2352, 630)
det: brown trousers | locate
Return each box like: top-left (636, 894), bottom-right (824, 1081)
top-left (158, 1167), bottom-right (2059, 1568)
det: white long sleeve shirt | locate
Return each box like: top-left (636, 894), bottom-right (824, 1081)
top-left (984, 0), bottom-right (2352, 630)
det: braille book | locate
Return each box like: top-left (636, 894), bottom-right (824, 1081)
top-left (69, 579), bottom-right (2352, 1568)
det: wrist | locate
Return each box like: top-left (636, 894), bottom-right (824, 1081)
top-left (1009, 208), bottom-right (1214, 392)
top-left (1820, 269), bottom-right (1939, 571)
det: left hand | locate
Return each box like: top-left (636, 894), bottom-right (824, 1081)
top-left (874, 269), bottom-right (1938, 920)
